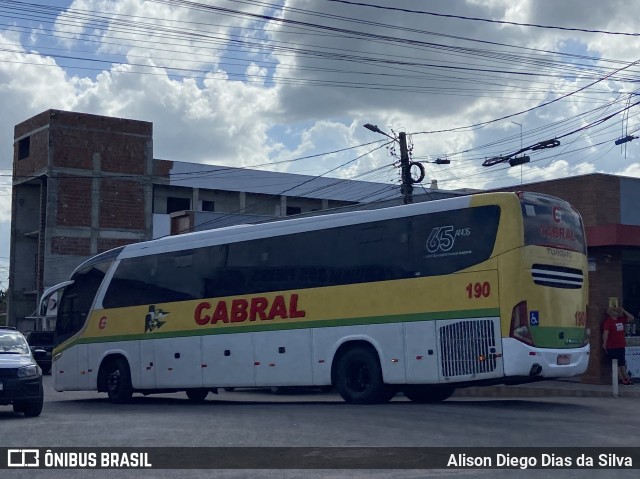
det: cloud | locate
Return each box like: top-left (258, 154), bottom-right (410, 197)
top-left (616, 162), bottom-right (640, 178)
top-left (2, 0), bottom-right (640, 289)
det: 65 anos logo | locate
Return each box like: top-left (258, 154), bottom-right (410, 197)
top-left (426, 225), bottom-right (471, 254)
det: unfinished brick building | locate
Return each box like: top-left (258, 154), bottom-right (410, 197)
top-left (10, 110), bottom-right (154, 330)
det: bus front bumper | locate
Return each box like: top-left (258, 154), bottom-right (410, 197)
top-left (502, 338), bottom-right (590, 378)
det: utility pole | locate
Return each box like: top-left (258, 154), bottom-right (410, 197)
top-left (398, 132), bottom-right (412, 204)
top-left (363, 124), bottom-right (421, 205)
top-left (511, 121), bottom-right (523, 185)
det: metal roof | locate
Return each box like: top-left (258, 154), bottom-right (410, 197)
top-left (166, 161), bottom-right (399, 203)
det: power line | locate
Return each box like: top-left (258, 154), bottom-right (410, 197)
top-left (2, 0), bottom-right (639, 197)
top-left (3, 0), bottom-right (640, 101)
top-left (412, 58), bottom-right (640, 136)
top-left (323, 0), bottom-right (640, 37)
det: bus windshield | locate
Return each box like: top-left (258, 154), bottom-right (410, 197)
top-left (55, 260), bottom-right (114, 346)
top-left (520, 193), bottom-right (586, 254)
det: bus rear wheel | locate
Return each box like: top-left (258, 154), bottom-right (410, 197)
top-left (403, 385), bottom-right (454, 403)
top-left (335, 346), bottom-right (390, 404)
top-left (106, 358), bottom-right (133, 404)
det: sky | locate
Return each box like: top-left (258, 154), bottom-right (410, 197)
top-left (2, 0), bottom-right (640, 290)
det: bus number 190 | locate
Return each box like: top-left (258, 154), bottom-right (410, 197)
top-left (466, 282), bottom-right (491, 299)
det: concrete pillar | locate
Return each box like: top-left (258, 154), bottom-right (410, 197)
top-left (192, 188), bottom-right (200, 211)
top-left (91, 152), bottom-right (101, 255)
top-left (279, 196), bottom-right (287, 217)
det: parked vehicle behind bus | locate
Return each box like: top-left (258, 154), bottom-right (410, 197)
top-left (26, 330), bottom-right (54, 375)
top-left (42, 192), bottom-right (589, 404)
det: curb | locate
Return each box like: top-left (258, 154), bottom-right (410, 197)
top-left (452, 384), bottom-right (640, 398)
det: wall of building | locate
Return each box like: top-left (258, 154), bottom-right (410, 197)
top-left (499, 174), bottom-right (621, 227)
top-left (9, 182), bottom-right (42, 323)
top-left (244, 192), bottom-right (284, 216)
top-left (284, 195), bottom-right (325, 215)
top-left (196, 189), bottom-right (240, 213)
top-left (43, 111), bottom-right (154, 288)
top-left (9, 110), bottom-right (154, 328)
top-left (585, 247), bottom-right (624, 383)
top-left (153, 184), bottom-right (194, 213)
top-left (620, 176), bottom-right (640, 226)
top-left (13, 111), bottom-right (50, 178)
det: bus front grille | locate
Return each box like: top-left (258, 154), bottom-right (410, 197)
top-left (439, 319), bottom-right (497, 377)
top-left (531, 264), bottom-right (583, 289)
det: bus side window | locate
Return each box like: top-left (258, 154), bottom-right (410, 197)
top-left (410, 206), bottom-right (500, 276)
top-left (350, 219), bottom-right (412, 282)
top-left (204, 268), bottom-right (246, 298)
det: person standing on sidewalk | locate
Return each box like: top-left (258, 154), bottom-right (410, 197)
top-left (603, 306), bottom-right (635, 385)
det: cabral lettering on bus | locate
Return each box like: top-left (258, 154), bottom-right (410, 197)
top-left (194, 294), bottom-right (306, 325)
top-left (539, 225), bottom-right (575, 241)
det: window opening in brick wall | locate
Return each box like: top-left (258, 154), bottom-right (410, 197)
top-left (286, 206), bottom-right (302, 216)
top-left (18, 136), bottom-right (31, 160)
top-left (202, 200), bottom-right (215, 212)
top-left (166, 197), bottom-right (191, 214)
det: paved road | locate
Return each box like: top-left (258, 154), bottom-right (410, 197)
top-left (1, 376), bottom-right (638, 479)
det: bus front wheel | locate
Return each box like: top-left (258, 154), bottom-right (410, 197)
top-left (403, 385), bottom-right (454, 403)
top-left (335, 346), bottom-right (390, 404)
top-left (186, 388), bottom-right (209, 402)
top-left (105, 358), bottom-right (133, 404)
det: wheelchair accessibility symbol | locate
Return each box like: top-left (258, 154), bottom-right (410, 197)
top-left (529, 311), bottom-right (539, 326)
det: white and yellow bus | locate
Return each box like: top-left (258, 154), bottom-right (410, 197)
top-left (43, 191), bottom-right (589, 404)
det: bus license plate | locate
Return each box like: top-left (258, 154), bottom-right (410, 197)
top-left (557, 354), bottom-right (571, 365)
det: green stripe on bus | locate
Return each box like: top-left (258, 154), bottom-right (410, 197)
top-left (62, 307), bottom-right (500, 349)
top-left (530, 326), bottom-right (586, 349)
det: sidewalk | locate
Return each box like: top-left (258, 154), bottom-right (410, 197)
top-left (452, 378), bottom-right (640, 398)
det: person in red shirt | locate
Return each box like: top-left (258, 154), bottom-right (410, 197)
top-left (602, 306), bottom-right (635, 385)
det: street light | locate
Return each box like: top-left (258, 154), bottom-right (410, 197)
top-left (363, 123), bottom-right (412, 203)
top-left (509, 155), bottom-right (530, 167)
top-left (363, 123), bottom-right (395, 141)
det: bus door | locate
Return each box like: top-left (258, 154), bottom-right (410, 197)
top-left (435, 317), bottom-right (504, 383)
top-left (54, 347), bottom-right (79, 391)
